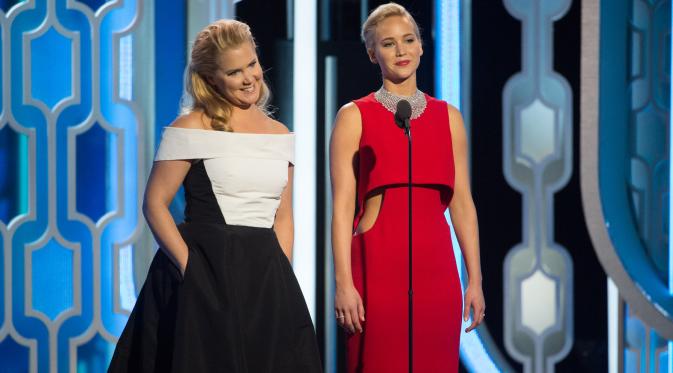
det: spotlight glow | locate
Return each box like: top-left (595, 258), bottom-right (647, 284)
top-left (435, 0), bottom-right (500, 371)
top-left (293, 0), bottom-right (317, 323)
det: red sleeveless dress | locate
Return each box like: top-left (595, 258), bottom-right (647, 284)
top-left (347, 93), bottom-right (462, 372)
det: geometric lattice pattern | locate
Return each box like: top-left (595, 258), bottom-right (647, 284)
top-left (502, 0), bottom-right (575, 372)
top-left (0, 1), bottom-right (145, 371)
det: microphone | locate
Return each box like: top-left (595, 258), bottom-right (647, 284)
top-left (395, 99), bottom-right (412, 131)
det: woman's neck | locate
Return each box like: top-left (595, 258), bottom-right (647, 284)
top-left (382, 76), bottom-right (418, 96)
top-left (228, 105), bottom-right (268, 131)
top-left (231, 103), bottom-right (258, 117)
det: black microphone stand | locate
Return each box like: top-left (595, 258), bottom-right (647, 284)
top-left (403, 119), bottom-right (413, 373)
top-left (395, 100), bottom-right (413, 373)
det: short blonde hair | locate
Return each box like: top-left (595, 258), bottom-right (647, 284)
top-left (183, 19), bottom-right (270, 132)
top-left (361, 2), bottom-right (422, 50)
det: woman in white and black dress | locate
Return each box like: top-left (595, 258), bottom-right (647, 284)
top-left (108, 19), bottom-right (322, 373)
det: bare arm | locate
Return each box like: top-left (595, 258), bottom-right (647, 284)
top-left (331, 103), bottom-right (360, 290)
top-left (330, 103), bottom-right (364, 333)
top-left (447, 104), bottom-right (485, 332)
top-left (143, 114), bottom-right (206, 274)
top-left (143, 159), bottom-right (191, 274)
top-left (274, 165), bottom-right (294, 260)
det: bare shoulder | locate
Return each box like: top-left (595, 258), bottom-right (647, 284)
top-left (333, 102), bottom-right (362, 133)
top-left (169, 111), bottom-right (208, 129)
top-left (266, 118), bottom-right (291, 134)
top-left (336, 102), bottom-right (361, 122)
top-left (446, 103), bottom-right (466, 131)
top-left (330, 102), bottom-right (362, 151)
top-left (446, 103), bottom-right (464, 122)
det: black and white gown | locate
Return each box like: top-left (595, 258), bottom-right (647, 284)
top-left (109, 127), bottom-right (322, 373)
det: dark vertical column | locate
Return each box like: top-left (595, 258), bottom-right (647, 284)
top-left (154, 1), bottom-right (186, 147)
top-left (155, 1), bottom-right (187, 222)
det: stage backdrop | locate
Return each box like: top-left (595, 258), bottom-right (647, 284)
top-left (1, 1), bottom-right (672, 373)
top-left (0, 0), bottom-right (153, 371)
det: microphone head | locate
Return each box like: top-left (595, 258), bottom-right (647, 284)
top-left (395, 99), bottom-right (412, 129)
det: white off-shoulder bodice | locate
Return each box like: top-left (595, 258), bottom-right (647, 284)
top-left (155, 127), bottom-right (294, 228)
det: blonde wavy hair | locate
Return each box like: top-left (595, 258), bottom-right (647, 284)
top-left (361, 2), bottom-right (422, 51)
top-left (183, 19), bottom-right (270, 132)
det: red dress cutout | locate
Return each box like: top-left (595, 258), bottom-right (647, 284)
top-left (347, 93), bottom-right (462, 373)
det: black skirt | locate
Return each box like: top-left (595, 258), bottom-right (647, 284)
top-left (108, 222), bottom-right (322, 373)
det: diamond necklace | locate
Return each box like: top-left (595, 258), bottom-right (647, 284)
top-left (374, 86), bottom-right (427, 120)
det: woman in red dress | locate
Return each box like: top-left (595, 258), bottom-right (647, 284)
top-left (330, 3), bottom-right (486, 372)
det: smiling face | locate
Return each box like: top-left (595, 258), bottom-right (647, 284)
top-left (368, 15), bottom-right (423, 83)
top-left (208, 41), bottom-right (263, 108)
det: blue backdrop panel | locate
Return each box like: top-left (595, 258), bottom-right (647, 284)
top-left (0, 0), bottom-right (154, 371)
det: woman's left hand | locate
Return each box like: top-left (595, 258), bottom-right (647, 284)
top-left (463, 283), bottom-right (485, 333)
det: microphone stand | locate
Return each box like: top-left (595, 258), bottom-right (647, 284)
top-left (403, 119), bottom-right (413, 373)
top-left (395, 99), bottom-right (413, 373)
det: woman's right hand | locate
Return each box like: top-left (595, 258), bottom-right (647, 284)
top-left (335, 284), bottom-right (365, 334)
